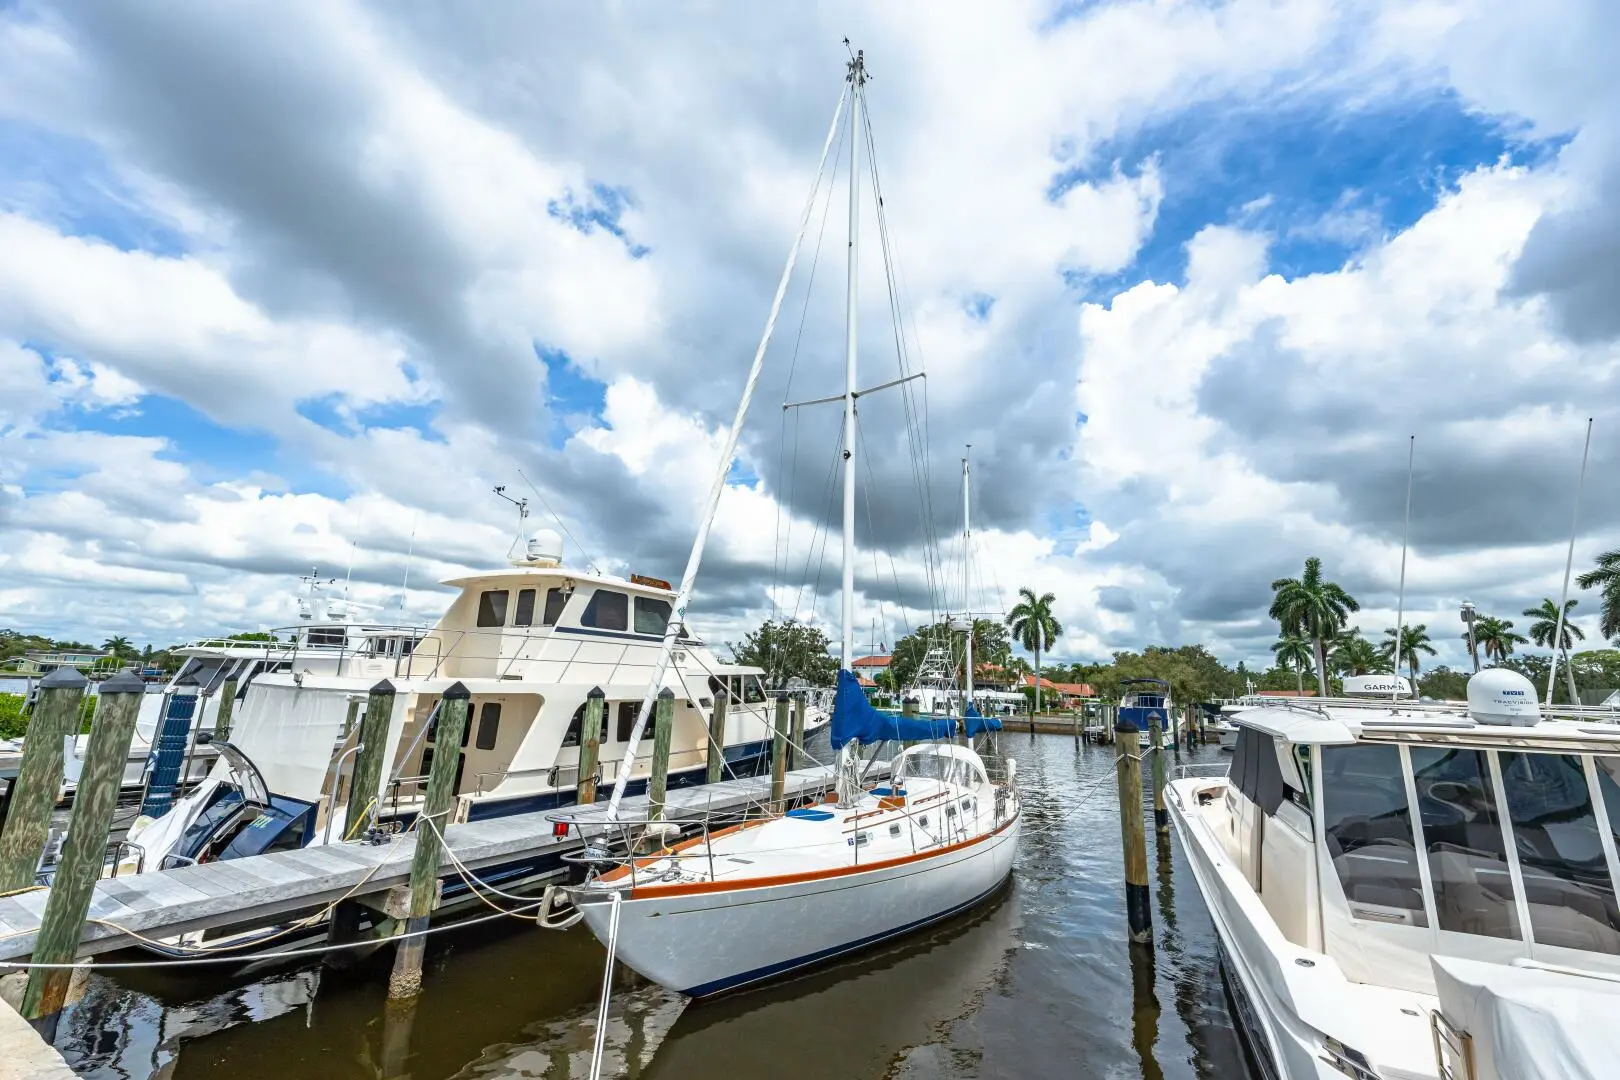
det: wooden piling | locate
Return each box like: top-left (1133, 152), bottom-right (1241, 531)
top-left (576, 687), bottom-right (605, 806)
top-left (0, 668), bottom-right (86, 895)
top-left (388, 681), bottom-right (471, 1001)
top-left (705, 687), bottom-right (727, 786)
top-left (770, 695), bottom-right (790, 812)
top-left (1113, 716), bottom-right (1152, 944)
top-left (1149, 712), bottom-right (1169, 837)
top-left (790, 693), bottom-right (806, 771)
top-left (646, 689), bottom-right (674, 823)
top-left (214, 676), bottom-right (237, 738)
top-left (21, 673), bottom-right (146, 1036)
top-left (346, 680), bottom-right (395, 839)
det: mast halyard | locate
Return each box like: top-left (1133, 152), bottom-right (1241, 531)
top-left (841, 48), bottom-right (865, 674)
top-left (963, 446), bottom-right (973, 716)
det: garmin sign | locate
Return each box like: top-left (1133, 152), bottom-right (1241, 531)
top-left (1341, 674), bottom-right (1412, 697)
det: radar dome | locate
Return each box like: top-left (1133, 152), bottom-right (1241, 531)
top-left (522, 528), bottom-right (564, 567)
top-left (1467, 668), bottom-right (1541, 727)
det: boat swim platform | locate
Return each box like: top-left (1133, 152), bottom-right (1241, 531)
top-left (0, 763), bottom-right (873, 962)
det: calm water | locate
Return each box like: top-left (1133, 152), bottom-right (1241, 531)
top-left (52, 735), bottom-right (1252, 1079)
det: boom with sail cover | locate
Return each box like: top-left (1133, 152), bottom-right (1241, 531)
top-left (964, 700), bottom-right (1001, 737)
top-left (829, 670), bottom-right (952, 748)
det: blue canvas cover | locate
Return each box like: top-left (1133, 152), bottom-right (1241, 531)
top-left (830, 670), bottom-right (954, 748)
top-left (964, 700), bottom-right (1001, 736)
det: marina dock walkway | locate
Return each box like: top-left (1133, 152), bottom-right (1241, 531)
top-left (0, 764), bottom-right (857, 961)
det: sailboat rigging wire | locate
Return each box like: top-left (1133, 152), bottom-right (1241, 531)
top-left (1547, 417), bottom-right (1595, 705)
top-left (772, 108), bottom-right (848, 650)
top-left (587, 891), bottom-right (622, 1080)
top-left (857, 413), bottom-right (918, 638)
top-left (606, 86), bottom-right (850, 820)
top-left (517, 467), bottom-right (601, 575)
top-left (1392, 435), bottom-right (1415, 703)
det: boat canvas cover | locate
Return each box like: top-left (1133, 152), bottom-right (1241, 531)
top-left (830, 670), bottom-right (953, 748)
top-left (1432, 955), bottom-right (1620, 1080)
top-left (964, 700), bottom-right (1001, 736)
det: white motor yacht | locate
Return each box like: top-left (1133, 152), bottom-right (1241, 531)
top-left (128, 536), bottom-right (823, 881)
top-left (1168, 668), bottom-right (1620, 1080)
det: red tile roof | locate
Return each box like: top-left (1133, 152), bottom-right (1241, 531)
top-left (852, 654), bottom-right (891, 668)
top-left (856, 675), bottom-right (877, 688)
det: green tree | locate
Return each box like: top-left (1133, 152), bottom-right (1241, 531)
top-left (1418, 666), bottom-right (1470, 701)
top-left (1381, 624), bottom-right (1437, 687)
top-left (1524, 598), bottom-right (1584, 704)
top-left (1006, 587), bottom-right (1062, 713)
top-left (1269, 556), bottom-right (1360, 697)
top-left (1577, 550), bottom-right (1620, 641)
top-left (1271, 634), bottom-right (1314, 695)
top-left (1330, 630), bottom-right (1386, 676)
top-left (727, 619), bottom-right (838, 688)
top-left (1471, 616), bottom-right (1527, 665)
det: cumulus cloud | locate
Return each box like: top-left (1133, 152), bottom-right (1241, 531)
top-left (0, 0), bottom-right (1616, 679)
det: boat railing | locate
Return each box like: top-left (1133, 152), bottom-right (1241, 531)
top-left (1234, 693), bottom-right (1620, 724)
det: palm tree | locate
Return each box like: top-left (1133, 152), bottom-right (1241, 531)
top-left (1381, 624), bottom-right (1437, 689)
top-left (102, 635), bottom-right (133, 658)
top-left (1331, 631), bottom-right (1385, 677)
top-left (1524, 598), bottom-right (1585, 703)
top-left (1471, 616), bottom-right (1528, 665)
top-left (1269, 556), bottom-right (1360, 697)
top-left (1271, 635), bottom-right (1314, 695)
top-left (1007, 588), bottom-right (1062, 714)
top-left (1576, 550), bottom-right (1620, 641)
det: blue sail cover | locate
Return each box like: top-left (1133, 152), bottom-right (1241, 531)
top-left (964, 699), bottom-right (1001, 736)
top-left (830, 670), bottom-right (954, 748)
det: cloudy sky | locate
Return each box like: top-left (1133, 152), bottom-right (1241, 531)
top-left (1, 0), bottom-right (1617, 672)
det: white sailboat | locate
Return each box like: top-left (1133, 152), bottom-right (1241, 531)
top-left (565, 49), bottom-right (1019, 997)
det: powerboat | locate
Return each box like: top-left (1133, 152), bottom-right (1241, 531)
top-left (1120, 677), bottom-right (1176, 739)
top-left (1167, 668), bottom-right (1620, 1080)
top-left (126, 536), bottom-right (823, 886)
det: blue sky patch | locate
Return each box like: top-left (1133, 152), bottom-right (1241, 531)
top-left (1054, 89), bottom-right (1563, 294)
top-left (547, 182), bottom-right (650, 258)
top-left (295, 394), bottom-right (440, 442)
top-left (536, 346), bottom-right (608, 448)
top-left (0, 119), bottom-right (188, 256)
top-left (963, 293), bottom-right (995, 322)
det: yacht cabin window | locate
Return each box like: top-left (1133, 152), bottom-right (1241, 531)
top-left (477, 590), bottom-right (509, 628)
top-left (475, 703), bottom-right (502, 751)
top-left (1320, 744), bottom-right (1429, 926)
top-left (562, 703), bottom-right (585, 748)
top-left (616, 701), bottom-right (638, 743)
top-left (634, 597), bottom-right (672, 636)
top-left (742, 675), bottom-right (766, 704)
top-left (1498, 751), bottom-right (1620, 952)
top-left (581, 590), bottom-right (628, 632)
top-left (1411, 746), bottom-right (1521, 940)
top-left (307, 627), bottom-right (346, 648)
top-left (514, 589), bottom-right (537, 627)
top-left (543, 587), bottom-right (570, 626)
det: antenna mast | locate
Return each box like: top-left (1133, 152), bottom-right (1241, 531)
top-left (1547, 417), bottom-right (1594, 705)
top-left (1392, 436), bottom-right (1415, 702)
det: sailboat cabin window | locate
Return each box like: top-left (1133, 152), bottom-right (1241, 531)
top-left (477, 590), bottom-right (509, 628)
top-left (543, 587), bottom-right (570, 626)
top-left (634, 597), bottom-right (672, 636)
top-left (581, 590), bottom-right (628, 632)
top-left (1320, 745), bottom-right (1429, 926)
top-left (475, 703), bottom-right (502, 751)
top-left (514, 589), bottom-right (537, 627)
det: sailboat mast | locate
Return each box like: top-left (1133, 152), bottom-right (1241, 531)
top-left (841, 50), bottom-right (865, 673)
top-left (963, 448), bottom-right (973, 713)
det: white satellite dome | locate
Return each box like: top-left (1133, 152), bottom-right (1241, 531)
top-left (1466, 667), bottom-right (1541, 727)
top-left (521, 528), bottom-right (564, 567)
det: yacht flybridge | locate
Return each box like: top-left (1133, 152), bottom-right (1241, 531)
top-left (128, 534), bottom-right (816, 875)
top-left (1169, 668), bottom-right (1620, 1080)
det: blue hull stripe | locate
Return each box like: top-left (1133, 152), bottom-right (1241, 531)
top-left (680, 874), bottom-right (1012, 997)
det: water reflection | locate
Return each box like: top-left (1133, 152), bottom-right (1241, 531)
top-left (55, 739), bottom-right (1252, 1080)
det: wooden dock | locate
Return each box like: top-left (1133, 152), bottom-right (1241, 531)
top-left (0, 763), bottom-right (859, 962)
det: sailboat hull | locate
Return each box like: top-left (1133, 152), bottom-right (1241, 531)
top-left (578, 815), bottom-right (1019, 997)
